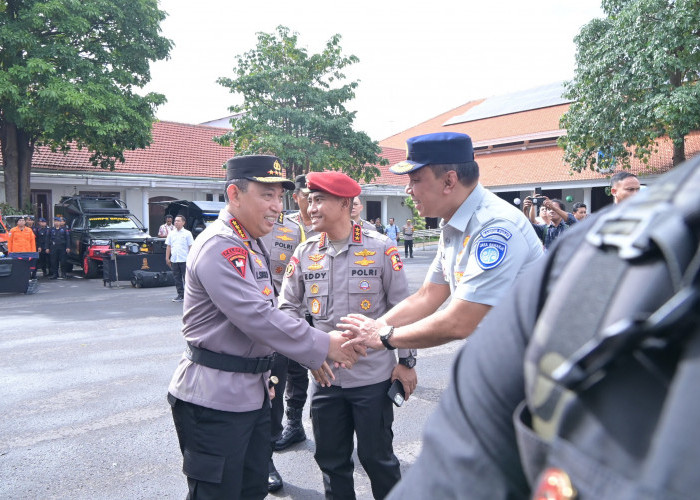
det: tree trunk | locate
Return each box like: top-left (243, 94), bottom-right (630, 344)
top-left (672, 137), bottom-right (685, 167)
top-left (1, 122), bottom-right (34, 210)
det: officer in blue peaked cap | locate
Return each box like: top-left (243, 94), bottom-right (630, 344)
top-left (341, 130), bottom-right (544, 361)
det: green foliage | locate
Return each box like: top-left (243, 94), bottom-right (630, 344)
top-left (403, 196), bottom-right (425, 230)
top-left (215, 26), bottom-right (386, 183)
top-left (559, 0), bottom-right (700, 171)
top-left (0, 0), bottom-right (172, 168)
top-left (0, 202), bottom-right (23, 215)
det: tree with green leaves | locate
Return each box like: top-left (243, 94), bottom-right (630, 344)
top-left (216, 25), bottom-right (385, 183)
top-left (559, 0), bottom-right (700, 172)
top-left (0, 0), bottom-right (172, 210)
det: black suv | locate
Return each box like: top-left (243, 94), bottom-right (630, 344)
top-left (161, 200), bottom-right (225, 238)
top-left (55, 196), bottom-right (166, 278)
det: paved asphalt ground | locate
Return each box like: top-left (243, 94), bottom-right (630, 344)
top-left (1, 241), bottom-right (464, 499)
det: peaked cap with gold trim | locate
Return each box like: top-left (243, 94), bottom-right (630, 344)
top-left (226, 155), bottom-right (294, 190)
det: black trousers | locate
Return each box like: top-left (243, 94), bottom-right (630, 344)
top-left (270, 355), bottom-right (310, 441)
top-left (311, 380), bottom-right (400, 500)
top-left (49, 247), bottom-right (67, 277)
top-left (404, 239), bottom-right (413, 257)
top-left (38, 250), bottom-right (49, 274)
top-left (172, 261), bottom-right (186, 297)
top-left (169, 393), bottom-right (271, 500)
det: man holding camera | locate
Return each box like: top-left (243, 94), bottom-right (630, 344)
top-left (278, 171), bottom-right (413, 500)
top-left (523, 195), bottom-right (577, 251)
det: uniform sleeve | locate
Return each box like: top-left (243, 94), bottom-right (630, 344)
top-left (30, 230), bottom-right (36, 251)
top-left (164, 232), bottom-right (172, 246)
top-left (455, 220), bottom-right (532, 307)
top-left (8, 229), bottom-right (14, 252)
top-left (387, 258), bottom-right (548, 499)
top-left (194, 236), bottom-right (329, 369)
top-left (278, 244), bottom-right (307, 321)
top-left (427, 236), bottom-right (447, 284)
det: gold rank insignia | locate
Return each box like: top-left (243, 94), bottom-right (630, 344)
top-left (278, 226), bottom-right (293, 233)
top-left (311, 298), bottom-right (321, 314)
top-left (310, 284), bottom-right (319, 294)
top-left (276, 213), bottom-right (284, 224)
top-left (390, 160), bottom-right (415, 174)
top-left (276, 234), bottom-right (293, 241)
top-left (354, 257), bottom-right (375, 266)
top-left (354, 249), bottom-right (376, 257)
top-left (360, 299), bottom-right (371, 310)
top-left (267, 160), bottom-right (283, 176)
top-left (262, 286), bottom-right (272, 296)
top-left (280, 253), bottom-right (287, 261)
top-left (228, 218), bottom-right (248, 239)
top-left (308, 263), bottom-right (324, 271)
top-left (309, 253), bottom-right (325, 263)
top-left (254, 256), bottom-right (263, 267)
top-left (454, 271), bottom-right (464, 282)
top-left (352, 224), bottom-right (363, 243)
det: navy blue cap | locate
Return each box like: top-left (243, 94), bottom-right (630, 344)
top-left (38, 217), bottom-right (46, 222)
top-left (226, 155), bottom-right (294, 190)
top-left (390, 132), bottom-right (475, 174)
top-left (53, 216), bottom-right (62, 221)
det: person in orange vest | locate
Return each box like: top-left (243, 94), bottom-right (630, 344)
top-left (8, 216), bottom-right (36, 253)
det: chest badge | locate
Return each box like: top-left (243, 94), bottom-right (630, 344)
top-left (360, 299), bottom-right (371, 311)
top-left (309, 253), bottom-right (325, 263)
top-left (310, 298), bottom-right (321, 315)
top-left (358, 280), bottom-right (370, 291)
top-left (310, 284), bottom-right (319, 294)
top-left (254, 256), bottom-right (264, 267)
top-left (262, 286), bottom-right (272, 296)
top-left (275, 234), bottom-right (293, 241)
top-left (279, 253), bottom-right (287, 261)
top-left (308, 263), bottom-right (324, 271)
top-left (354, 248), bottom-right (376, 266)
top-left (278, 226), bottom-right (293, 233)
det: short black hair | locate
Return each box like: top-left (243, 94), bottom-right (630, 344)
top-left (572, 202), bottom-right (587, 211)
top-left (610, 171), bottom-right (638, 187)
top-left (224, 178), bottom-right (250, 202)
top-left (175, 214), bottom-right (186, 223)
top-left (427, 161), bottom-right (479, 187)
top-left (550, 199), bottom-right (565, 211)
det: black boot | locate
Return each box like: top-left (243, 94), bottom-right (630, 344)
top-left (268, 459), bottom-right (283, 492)
top-left (273, 407), bottom-right (306, 451)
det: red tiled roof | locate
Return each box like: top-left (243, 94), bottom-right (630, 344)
top-left (377, 100), bottom-right (700, 187)
top-left (31, 121), bottom-right (235, 179)
top-left (360, 147), bottom-right (407, 187)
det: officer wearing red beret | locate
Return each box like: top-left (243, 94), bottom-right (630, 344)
top-left (167, 156), bottom-right (362, 499)
top-left (278, 170), bottom-right (415, 499)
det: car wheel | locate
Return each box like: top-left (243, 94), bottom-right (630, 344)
top-left (83, 256), bottom-right (100, 279)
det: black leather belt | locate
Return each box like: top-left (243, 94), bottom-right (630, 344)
top-left (185, 342), bottom-right (275, 373)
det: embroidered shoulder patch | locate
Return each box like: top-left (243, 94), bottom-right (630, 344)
top-left (479, 227), bottom-right (512, 241)
top-left (352, 224), bottom-right (363, 243)
top-left (285, 256), bottom-right (299, 278)
top-left (228, 218), bottom-right (248, 239)
top-left (390, 253), bottom-right (403, 271)
top-left (222, 247), bottom-right (248, 277)
top-left (475, 239), bottom-right (508, 270)
top-left (385, 246), bottom-right (399, 256)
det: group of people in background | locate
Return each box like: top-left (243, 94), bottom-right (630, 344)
top-left (5, 214), bottom-right (71, 279)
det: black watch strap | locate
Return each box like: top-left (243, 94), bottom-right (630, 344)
top-left (380, 326), bottom-right (396, 350)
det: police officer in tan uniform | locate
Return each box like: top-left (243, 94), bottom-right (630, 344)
top-left (279, 171), bottom-right (415, 500)
top-left (262, 174), bottom-right (317, 491)
top-left (167, 156), bottom-right (360, 500)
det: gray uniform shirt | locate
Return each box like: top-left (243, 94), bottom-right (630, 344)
top-left (168, 208), bottom-right (330, 413)
top-left (279, 223), bottom-right (411, 388)
top-left (261, 211), bottom-right (316, 293)
top-left (429, 183), bottom-right (543, 306)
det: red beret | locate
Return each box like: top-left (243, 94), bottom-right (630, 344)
top-left (306, 171), bottom-right (361, 198)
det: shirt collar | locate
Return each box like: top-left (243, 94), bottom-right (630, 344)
top-left (442, 183), bottom-right (485, 232)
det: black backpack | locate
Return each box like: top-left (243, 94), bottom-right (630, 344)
top-left (520, 158), bottom-right (700, 498)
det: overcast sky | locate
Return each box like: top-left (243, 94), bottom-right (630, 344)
top-left (144, 0), bottom-right (604, 141)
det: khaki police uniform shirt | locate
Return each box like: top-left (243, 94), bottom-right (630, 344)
top-left (168, 208), bottom-right (330, 413)
top-left (262, 211), bottom-right (317, 293)
top-left (279, 223), bottom-right (411, 388)
top-left (429, 183), bottom-right (543, 306)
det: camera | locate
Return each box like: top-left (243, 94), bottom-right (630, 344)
top-left (531, 196), bottom-right (545, 207)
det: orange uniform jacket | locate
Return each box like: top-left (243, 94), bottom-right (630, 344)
top-left (8, 226), bottom-right (36, 253)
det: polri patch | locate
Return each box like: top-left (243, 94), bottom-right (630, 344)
top-left (222, 247), bottom-right (248, 277)
top-left (475, 240), bottom-right (507, 270)
top-left (390, 253), bottom-right (403, 271)
top-left (285, 256), bottom-right (299, 278)
top-left (479, 227), bottom-right (512, 241)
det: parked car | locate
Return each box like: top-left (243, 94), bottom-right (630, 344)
top-left (55, 196), bottom-right (166, 278)
top-left (0, 218), bottom-right (8, 254)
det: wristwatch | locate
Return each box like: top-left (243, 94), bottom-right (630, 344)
top-left (398, 354), bottom-right (416, 369)
top-left (379, 325), bottom-right (396, 350)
